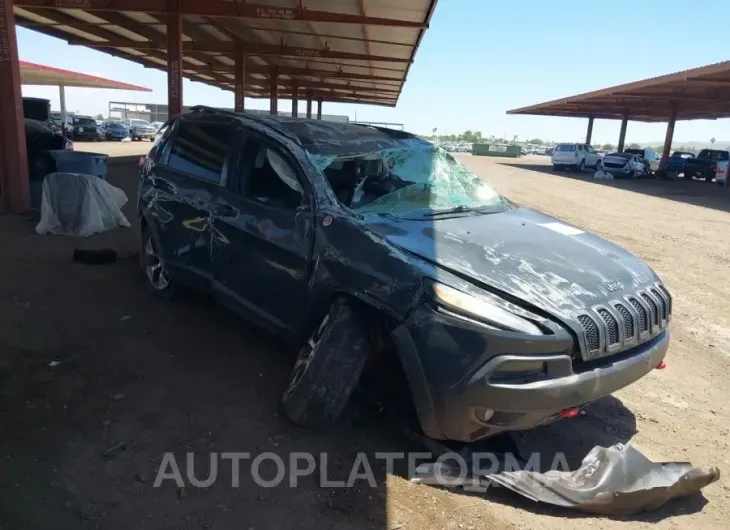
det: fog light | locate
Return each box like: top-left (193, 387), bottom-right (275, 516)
top-left (475, 408), bottom-right (495, 422)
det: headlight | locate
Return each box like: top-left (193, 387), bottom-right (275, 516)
top-left (427, 281), bottom-right (543, 335)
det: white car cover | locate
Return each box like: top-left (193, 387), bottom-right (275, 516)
top-left (35, 172), bottom-right (131, 237)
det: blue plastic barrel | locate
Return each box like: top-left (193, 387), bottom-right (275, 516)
top-left (48, 150), bottom-right (109, 181)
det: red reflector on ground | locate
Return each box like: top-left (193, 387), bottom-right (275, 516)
top-left (559, 407), bottom-right (580, 419)
top-left (656, 361), bottom-right (667, 370)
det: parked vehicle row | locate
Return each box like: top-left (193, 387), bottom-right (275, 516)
top-left (138, 107), bottom-right (671, 442)
top-left (680, 149), bottom-right (729, 184)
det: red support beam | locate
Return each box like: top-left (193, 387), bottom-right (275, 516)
top-left (167, 0), bottom-right (183, 119)
top-left (270, 67), bottom-right (278, 115)
top-left (618, 115), bottom-right (629, 152)
top-left (234, 47), bottom-right (245, 112)
top-left (15, 0), bottom-right (427, 27)
top-left (585, 117), bottom-right (594, 145)
top-left (316, 99), bottom-right (322, 120)
top-left (0, 0), bottom-right (30, 212)
top-left (661, 107), bottom-right (677, 169)
top-left (291, 82), bottom-right (299, 118)
top-left (306, 95), bottom-right (312, 119)
top-left (66, 37), bottom-right (411, 63)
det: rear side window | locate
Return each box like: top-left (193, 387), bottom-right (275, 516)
top-left (167, 119), bottom-right (237, 184)
top-left (555, 144), bottom-right (576, 152)
top-left (237, 137), bottom-right (303, 209)
top-left (699, 149), bottom-right (729, 161)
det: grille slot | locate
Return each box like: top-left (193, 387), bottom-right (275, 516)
top-left (629, 298), bottom-right (648, 333)
top-left (597, 309), bottom-right (619, 346)
top-left (615, 303), bottom-right (635, 340)
top-left (656, 284), bottom-right (672, 315)
top-left (641, 293), bottom-right (659, 327)
top-left (650, 288), bottom-right (668, 320)
top-left (578, 315), bottom-right (600, 353)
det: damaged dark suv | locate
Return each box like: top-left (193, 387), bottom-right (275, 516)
top-left (138, 107), bottom-right (671, 442)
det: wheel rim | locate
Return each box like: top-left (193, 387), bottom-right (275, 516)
top-left (285, 314), bottom-right (330, 396)
top-left (144, 236), bottom-right (171, 290)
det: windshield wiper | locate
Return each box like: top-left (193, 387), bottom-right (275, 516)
top-left (419, 205), bottom-right (477, 218)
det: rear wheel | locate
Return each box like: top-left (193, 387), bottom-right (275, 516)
top-left (281, 298), bottom-right (368, 427)
top-left (704, 172), bottom-right (714, 182)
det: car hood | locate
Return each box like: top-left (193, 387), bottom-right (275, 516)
top-left (365, 208), bottom-right (659, 321)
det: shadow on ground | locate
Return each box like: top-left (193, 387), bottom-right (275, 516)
top-left (499, 161), bottom-right (730, 214)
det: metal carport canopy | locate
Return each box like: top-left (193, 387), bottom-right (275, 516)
top-left (13, 0), bottom-right (438, 108)
top-left (506, 60), bottom-right (730, 159)
top-left (506, 60), bottom-right (730, 122)
top-left (20, 60), bottom-right (152, 90)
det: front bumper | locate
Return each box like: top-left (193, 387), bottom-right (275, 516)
top-left (392, 305), bottom-right (669, 442)
top-left (132, 130), bottom-right (156, 138)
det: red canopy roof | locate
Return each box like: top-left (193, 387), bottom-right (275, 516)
top-left (20, 61), bottom-right (152, 92)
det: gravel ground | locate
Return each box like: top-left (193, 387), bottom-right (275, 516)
top-left (0, 154), bottom-right (726, 529)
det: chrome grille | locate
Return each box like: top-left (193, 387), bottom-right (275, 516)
top-left (578, 315), bottom-right (600, 353)
top-left (615, 303), bottom-right (634, 340)
top-left (576, 283), bottom-right (671, 360)
top-left (597, 309), bottom-right (619, 346)
top-left (629, 298), bottom-right (648, 332)
top-left (642, 293), bottom-right (659, 326)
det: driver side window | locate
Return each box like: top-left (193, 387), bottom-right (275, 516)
top-left (238, 137), bottom-right (303, 209)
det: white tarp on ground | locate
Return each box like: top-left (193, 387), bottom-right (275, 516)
top-left (35, 173), bottom-right (131, 237)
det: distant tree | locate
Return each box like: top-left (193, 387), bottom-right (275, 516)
top-left (710, 137), bottom-right (716, 146)
top-left (627, 143), bottom-right (641, 149)
top-left (529, 138), bottom-right (544, 145)
top-left (95, 113), bottom-right (104, 120)
top-left (601, 143), bottom-right (615, 151)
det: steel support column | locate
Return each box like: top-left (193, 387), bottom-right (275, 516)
top-left (661, 107), bottom-right (677, 169)
top-left (617, 115), bottom-right (628, 152)
top-left (291, 82), bottom-right (299, 118)
top-left (316, 99), bottom-right (322, 120)
top-left (234, 48), bottom-right (245, 112)
top-left (269, 67), bottom-right (278, 115)
top-left (585, 117), bottom-right (594, 145)
top-left (306, 94), bottom-right (312, 119)
top-left (0, 0), bottom-right (30, 212)
top-left (59, 85), bottom-right (68, 137)
top-left (166, 0), bottom-right (183, 119)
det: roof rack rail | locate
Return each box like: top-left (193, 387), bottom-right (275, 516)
top-left (358, 123), bottom-right (417, 140)
top-left (189, 105), bottom-right (301, 146)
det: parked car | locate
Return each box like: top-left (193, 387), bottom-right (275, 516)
top-left (624, 147), bottom-right (660, 174)
top-left (25, 118), bottom-right (73, 181)
top-left (100, 120), bottom-right (130, 141)
top-left (123, 118), bottom-right (157, 141)
top-left (551, 143), bottom-right (602, 172)
top-left (664, 151), bottom-right (695, 177)
top-left (601, 152), bottom-right (647, 178)
top-left (138, 107), bottom-right (671, 442)
top-left (683, 149), bottom-right (729, 184)
top-left (69, 115), bottom-right (99, 141)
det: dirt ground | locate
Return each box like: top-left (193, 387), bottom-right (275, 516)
top-left (0, 154), bottom-right (727, 529)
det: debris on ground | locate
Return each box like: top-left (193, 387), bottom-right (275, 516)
top-left (35, 172), bottom-right (131, 237)
top-left (410, 443), bottom-right (720, 515)
top-left (73, 248), bottom-right (119, 265)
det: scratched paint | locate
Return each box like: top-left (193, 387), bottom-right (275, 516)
top-left (138, 110), bottom-right (672, 443)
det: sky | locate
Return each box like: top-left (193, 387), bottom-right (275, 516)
top-left (17, 0), bottom-right (730, 146)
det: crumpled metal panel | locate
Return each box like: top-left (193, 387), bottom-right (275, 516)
top-left (411, 444), bottom-right (720, 516)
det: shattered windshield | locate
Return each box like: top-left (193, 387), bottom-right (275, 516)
top-left (309, 145), bottom-right (510, 217)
